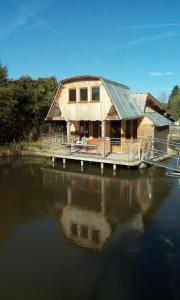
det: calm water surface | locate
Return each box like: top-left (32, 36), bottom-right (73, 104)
top-left (0, 158), bottom-right (180, 300)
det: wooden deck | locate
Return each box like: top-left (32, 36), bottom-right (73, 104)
top-left (22, 148), bottom-right (141, 167)
top-left (21, 137), bottom-right (179, 170)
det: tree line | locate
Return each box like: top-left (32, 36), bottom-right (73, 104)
top-left (0, 63), bottom-right (180, 146)
top-left (168, 85), bottom-right (180, 121)
top-left (0, 63), bottom-right (58, 145)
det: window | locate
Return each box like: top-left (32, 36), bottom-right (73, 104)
top-left (126, 120), bottom-right (131, 139)
top-left (69, 89), bottom-right (76, 102)
top-left (80, 225), bottom-right (88, 239)
top-left (125, 120), bottom-right (137, 139)
top-left (132, 120), bottom-right (137, 139)
top-left (70, 223), bottom-right (78, 236)
top-left (92, 87), bottom-right (100, 101)
top-left (80, 121), bottom-right (89, 137)
top-left (91, 229), bottom-right (100, 243)
top-left (80, 88), bottom-right (88, 101)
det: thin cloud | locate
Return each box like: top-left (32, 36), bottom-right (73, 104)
top-left (0, 0), bottom-right (56, 40)
top-left (124, 32), bottom-right (178, 47)
top-left (100, 32), bottom-right (179, 54)
top-left (88, 31), bottom-right (179, 57)
top-left (120, 23), bottom-right (180, 30)
top-left (149, 71), bottom-right (174, 77)
top-left (25, 18), bottom-right (58, 34)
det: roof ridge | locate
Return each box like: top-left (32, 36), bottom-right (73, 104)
top-left (101, 77), bottom-right (129, 89)
top-left (60, 75), bottom-right (128, 88)
top-left (132, 92), bottom-right (148, 94)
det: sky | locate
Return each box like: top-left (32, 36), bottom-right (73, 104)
top-left (0, 0), bottom-right (180, 100)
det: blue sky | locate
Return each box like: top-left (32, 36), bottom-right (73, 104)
top-left (0, 0), bottom-right (180, 100)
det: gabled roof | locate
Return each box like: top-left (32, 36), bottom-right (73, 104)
top-left (132, 92), bottom-right (167, 113)
top-left (46, 75), bottom-right (143, 121)
top-left (145, 112), bottom-right (172, 127)
top-left (102, 78), bottom-right (143, 120)
top-left (132, 93), bottom-right (147, 112)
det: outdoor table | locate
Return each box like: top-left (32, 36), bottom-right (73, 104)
top-left (64, 142), bottom-right (98, 155)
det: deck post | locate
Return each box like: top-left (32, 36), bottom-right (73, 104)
top-left (101, 163), bottom-right (104, 169)
top-left (52, 157), bottom-right (55, 168)
top-left (113, 164), bottom-right (116, 171)
top-left (81, 160), bottom-right (84, 167)
top-left (63, 158), bottom-right (66, 168)
top-left (101, 121), bottom-right (105, 138)
top-left (113, 164), bottom-right (116, 176)
top-left (67, 121), bottom-right (71, 143)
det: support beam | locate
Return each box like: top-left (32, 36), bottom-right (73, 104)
top-left (113, 164), bottom-right (116, 171)
top-left (113, 164), bottom-right (116, 177)
top-left (67, 121), bottom-right (71, 143)
top-left (52, 157), bottom-right (55, 168)
top-left (81, 160), bottom-right (84, 172)
top-left (130, 120), bottom-right (133, 140)
top-left (63, 158), bottom-right (66, 168)
top-left (101, 120), bottom-right (105, 138)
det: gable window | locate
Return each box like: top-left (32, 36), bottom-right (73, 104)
top-left (80, 88), bottom-right (88, 101)
top-left (69, 89), bottom-right (76, 102)
top-left (92, 87), bottom-right (100, 101)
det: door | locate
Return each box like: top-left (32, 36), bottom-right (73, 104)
top-left (110, 121), bottom-right (121, 153)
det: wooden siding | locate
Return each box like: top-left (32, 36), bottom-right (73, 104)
top-left (58, 80), bottom-right (112, 121)
top-left (137, 117), bottom-right (154, 139)
top-left (154, 126), bottom-right (169, 152)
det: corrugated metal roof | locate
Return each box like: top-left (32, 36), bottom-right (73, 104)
top-left (132, 93), bottom-right (148, 112)
top-left (102, 79), bottom-right (143, 120)
top-left (145, 112), bottom-right (172, 126)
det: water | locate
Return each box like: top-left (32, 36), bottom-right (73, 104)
top-left (0, 158), bottom-right (180, 300)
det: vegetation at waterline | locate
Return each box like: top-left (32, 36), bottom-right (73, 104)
top-left (0, 140), bottom-right (49, 157)
top-left (0, 63), bottom-right (58, 146)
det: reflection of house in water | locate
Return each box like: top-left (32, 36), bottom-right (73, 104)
top-left (61, 206), bottom-right (111, 251)
top-left (41, 167), bottom-right (158, 251)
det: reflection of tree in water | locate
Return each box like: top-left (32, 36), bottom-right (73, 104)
top-left (0, 160), bottom-right (47, 246)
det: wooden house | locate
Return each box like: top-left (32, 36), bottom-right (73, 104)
top-left (46, 75), bottom-right (172, 154)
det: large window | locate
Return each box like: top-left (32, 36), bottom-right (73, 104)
top-left (80, 88), bottom-right (88, 101)
top-left (69, 89), bottom-right (76, 102)
top-left (92, 87), bottom-right (100, 101)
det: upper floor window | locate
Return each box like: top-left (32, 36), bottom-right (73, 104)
top-left (69, 89), bottom-right (76, 102)
top-left (92, 87), bottom-right (100, 101)
top-left (80, 88), bottom-right (88, 101)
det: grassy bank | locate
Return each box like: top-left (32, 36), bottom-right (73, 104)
top-left (0, 141), bottom-right (48, 157)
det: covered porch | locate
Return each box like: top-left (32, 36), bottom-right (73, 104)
top-left (66, 119), bottom-right (139, 154)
